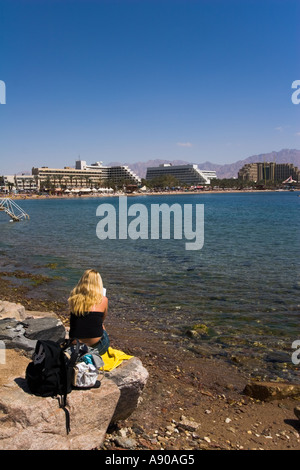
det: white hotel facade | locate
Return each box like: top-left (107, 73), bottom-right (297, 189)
top-left (31, 160), bottom-right (141, 190)
top-left (2, 161), bottom-right (217, 193)
top-left (146, 163), bottom-right (217, 185)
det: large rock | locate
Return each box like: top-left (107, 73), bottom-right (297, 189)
top-left (23, 316), bottom-right (66, 343)
top-left (0, 316), bottom-right (65, 355)
top-left (106, 357), bottom-right (149, 423)
top-left (0, 318), bottom-right (36, 352)
top-left (243, 381), bottom-right (300, 401)
top-left (0, 300), bottom-right (26, 321)
top-left (0, 302), bottom-right (149, 449)
top-left (0, 351), bottom-right (120, 450)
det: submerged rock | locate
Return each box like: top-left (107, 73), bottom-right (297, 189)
top-left (186, 323), bottom-right (209, 338)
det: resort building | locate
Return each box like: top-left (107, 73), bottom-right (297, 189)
top-left (2, 174), bottom-right (38, 192)
top-left (238, 162), bottom-right (300, 183)
top-left (32, 160), bottom-right (141, 190)
top-left (146, 163), bottom-right (217, 185)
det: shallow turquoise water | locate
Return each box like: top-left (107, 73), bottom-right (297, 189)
top-left (1, 191), bottom-right (299, 381)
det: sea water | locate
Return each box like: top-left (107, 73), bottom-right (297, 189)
top-left (0, 191), bottom-right (299, 382)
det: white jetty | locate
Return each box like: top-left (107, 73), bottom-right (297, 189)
top-left (0, 198), bottom-right (30, 222)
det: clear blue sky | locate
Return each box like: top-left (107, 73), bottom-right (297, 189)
top-left (1, 0), bottom-right (299, 174)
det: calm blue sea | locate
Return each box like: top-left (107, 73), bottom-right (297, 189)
top-left (1, 191), bottom-right (299, 382)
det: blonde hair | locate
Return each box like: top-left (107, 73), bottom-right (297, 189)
top-left (68, 269), bottom-right (103, 315)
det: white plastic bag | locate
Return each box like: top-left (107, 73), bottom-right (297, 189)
top-left (73, 361), bottom-right (99, 388)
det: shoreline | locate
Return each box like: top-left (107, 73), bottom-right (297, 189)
top-left (1, 188), bottom-right (298, 202)
top-left (0, 273), bottom-right (299, 450)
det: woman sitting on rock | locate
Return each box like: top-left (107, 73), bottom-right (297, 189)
top-left (68, 269), bottom-right (109, 355)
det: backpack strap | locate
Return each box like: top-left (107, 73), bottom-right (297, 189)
top-left (59, 338), bottom-right (82, 435)
top-left (58, 395), bottom-right (71, 435)
top-left (67, 338), bottom-right (82, 365)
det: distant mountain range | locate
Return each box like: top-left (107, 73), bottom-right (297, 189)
top-left (109, 148), bottom-right (300, 179)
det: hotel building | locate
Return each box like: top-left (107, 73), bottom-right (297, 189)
top-left (146, 163), bottom-right (217, 185)
top-left (2, 174), bottom-right (38, 192)
top-left (238, 162), bottom-right (300, 182)
top-left (32, 160), bottom-right (141, 190)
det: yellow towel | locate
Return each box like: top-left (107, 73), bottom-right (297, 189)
top-left (101, 347), bottom-right (133, 371)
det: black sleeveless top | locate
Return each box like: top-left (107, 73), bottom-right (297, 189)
top-left (69, 311), bottom-right (104, 338)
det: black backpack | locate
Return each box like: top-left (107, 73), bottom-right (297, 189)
top-left (25, 338), bottom-right (82, 434)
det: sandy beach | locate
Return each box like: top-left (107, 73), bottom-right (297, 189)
top-left (1, 188), bottom-right (287, 202)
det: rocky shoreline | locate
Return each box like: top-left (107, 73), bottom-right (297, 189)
top-left (0, 273), bottom-right (300, 450)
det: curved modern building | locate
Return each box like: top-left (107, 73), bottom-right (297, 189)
top-left (146, 163), bottom-right (217, 185)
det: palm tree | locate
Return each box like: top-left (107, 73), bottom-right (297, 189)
top-left (57, 175), bottom-right (63, 189)
top-left (44, 176), bottom-right (52, 191)
top-left (7, 181), bottom-right (14, 193)
top-left (51, 175), bottom-right (57, 191)
top-left (68, 175), bottom-right (74, 188)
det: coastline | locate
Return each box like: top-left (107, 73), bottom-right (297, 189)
top-left (0, 272), bottom-right (299, 450)
top-left (0, 188), bottom-right (290, 202)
